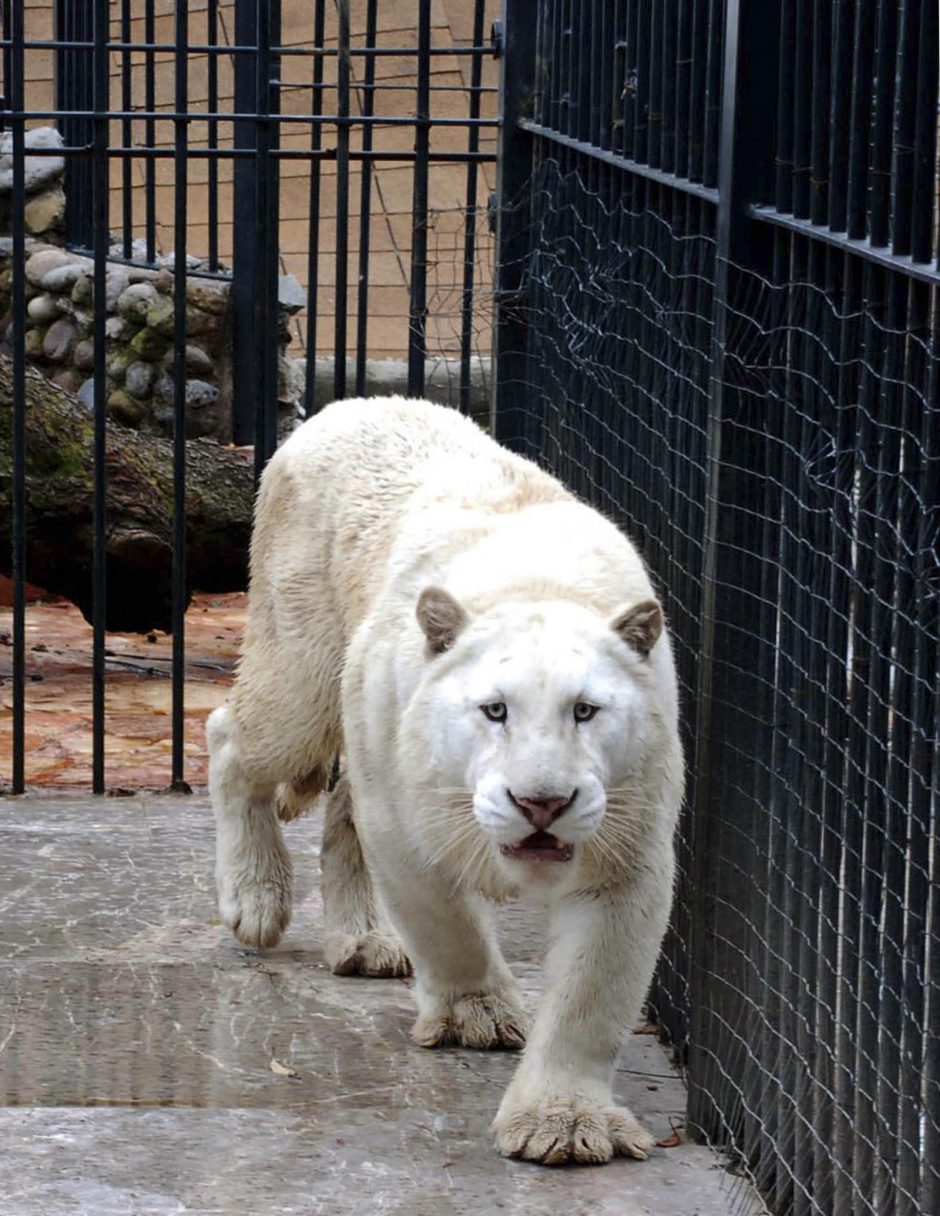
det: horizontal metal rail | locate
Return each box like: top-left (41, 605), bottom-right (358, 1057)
top-left (748, 204), bottom-right (940, 287)
top-left (518, 119), bottom-right (720, 204)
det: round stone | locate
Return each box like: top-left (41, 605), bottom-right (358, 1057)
top-left (125, 360), bottom-right (155, 399)
top-left (27, 293), bottom-right (61, 324)
top-left (117, 282), bottom-right (158, 323)
top-left (185, 379), bottom-right (220, 409)
top-left (24, 248), bottom-right (76, 287)
top-left (108, 389), bottom-right (145, 426)
top-left (73, 339), bottom-right (95, 371)
top-left (42, 318), bottom-right (77, 362)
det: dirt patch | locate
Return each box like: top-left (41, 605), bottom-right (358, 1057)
top-left (0, 592), bottom-right (245, 789)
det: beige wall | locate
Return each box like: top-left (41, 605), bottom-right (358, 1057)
top-left (20, 0), bottom-right (499, 359)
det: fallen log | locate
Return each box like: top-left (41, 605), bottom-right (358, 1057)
top-left (0, 357), bottom-right (254, 632)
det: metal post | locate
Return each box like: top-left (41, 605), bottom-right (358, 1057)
top-left (490, 0), bottom-right (539, 449)
top-left (231, 0), bottom-right (260, 447)
top-left (686, 0), bottom-right (781, 1143)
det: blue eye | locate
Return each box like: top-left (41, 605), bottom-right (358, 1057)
top-left (481, 702), bottom-right (507, 723)
top-left (573, 702), bottom-right (598, 723)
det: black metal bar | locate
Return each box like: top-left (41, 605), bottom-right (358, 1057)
top-left (120, 0), bottom-right (132, 257)
top-left (207, 0), bottom-right (220, 271)
top-left (406, 0), bottom-right (432, 397)
top-left (827, 0), bottom-right (853, 232)
top-left (748, 205), bottom-right (940, 284)
top-left (867, 0), bottom-right (896, 247)
top-left (808, 0), bottom-right (830, 226)
top-left (91, 0), bottom-right (109, 793)
top-left (253, 0), bottom-right (281, 477)
top-left (145, 0), bottom-right (156, 261)
top-left (891, 0), bottom-right (918, 257)
top-left (303, 0), bottom-right (326, 415)
top-left (354, 0), bottom-right (378, 397)
top-left (910, 0), bottom-right (937, 264)
top-left (55, 0), bottom-right (94, 250)
top-left (24, 143), bottom-right (496, 166)
top-left (687, 0), bottom-right (780, 1143)
top-left (491, 0), bottom-right (539, 446)
top-left (9, 0), bottom-right (25, 793)
top-left (171, 0), bottom-right (190, 792)
top-left (458, 0), bottom-right (486, 415)
top-left (13, 106), bottom-right (499, 129)
top-left (518, 121), bottom-right (720, 202)
top-left (333, 0), bottom-right (351, 401)
top-left (232, 0), bottom-right (260, 445)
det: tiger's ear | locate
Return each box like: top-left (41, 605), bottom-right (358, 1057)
top-left (610, 599), bottom-right (663, 658)
top-left (416, 587), bottom-right (469, 656)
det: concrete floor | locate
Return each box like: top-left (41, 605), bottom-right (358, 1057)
top-left (0, 794), bottom-right (762, 1216)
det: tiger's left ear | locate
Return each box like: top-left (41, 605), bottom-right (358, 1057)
top-left (610, 599), bottom-right (663, 658)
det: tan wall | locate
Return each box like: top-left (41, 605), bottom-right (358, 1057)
top-left (19, 0), bottom-right (499, 360)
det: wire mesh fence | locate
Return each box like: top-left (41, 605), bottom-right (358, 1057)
top-left (492, 2), bottom-right (939, 1214)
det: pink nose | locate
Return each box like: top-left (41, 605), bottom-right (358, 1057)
top-left (510, 792), bottom-right (574, 831)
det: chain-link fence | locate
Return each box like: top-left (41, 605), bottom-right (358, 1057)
top-left (492, 2), bottom-right (938, 1213)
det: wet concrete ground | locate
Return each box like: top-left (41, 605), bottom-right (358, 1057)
top-left (0, 794), bottom-right (762, 1215)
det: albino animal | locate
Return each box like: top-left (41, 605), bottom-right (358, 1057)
top-left (207, 397), bottom-right (683, 1165)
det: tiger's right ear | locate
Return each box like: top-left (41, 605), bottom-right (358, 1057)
top-left (610, 599), bottom-right (663, 658)
top-left (416, 587), bottom-right (469, 656)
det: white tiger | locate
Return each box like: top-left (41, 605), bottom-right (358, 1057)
top-left (207, 397), bottom-right (683, 1164)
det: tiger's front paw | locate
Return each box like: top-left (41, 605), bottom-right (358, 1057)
top-left (493, 1086), bottom-right (654, 1165)
top-left (412, 989), bottom-right (527, 1051)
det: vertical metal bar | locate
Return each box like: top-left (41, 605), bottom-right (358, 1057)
top-left (674, 0), bottom-right (691, 174)
top-left (791, 0), bottom-right (811, 218)
top-left (491, 0), bottom-right (539, 445)
top-left (687, 0), bottom-right (706, 181)
top-left (647, 0), bottom-right (663, 169)
top-left (232, 0), bottom-right (260, 445)
top-left (120, 0), bottom-right (132, 257)
top-left (355, 0), bottom-right (378, 397)
top-left (207, 0), bottom-right (220, 272)
top-left (171, 1), bottom-right (189, 792)
top-left (333, 0), bottom-right (351, 401)
top-left (846, 0), bottom-right (874, 240)
top-left (406, 0), bottom-right (432, 397)
top-left (701, 0), bottom-right (721, 187)
top-left (145, 0), bottom-right (156, 261)
top-left (827, 0), bottom-right (853, 232)
top-left (891, 0), bottom-right (918, 257)
top-left (634, 2), bottom-right (651, 167)
top-left (252, 0), bottom-right (281, 477)
top-left (458, 0), bottom-right (486, 415)
top-left (660, 0), bottom-right (677, 174)
top-left (688, 0), bottom-right (780, 1145)
top-left (303, 0), bottom-right (326, 415)
top-left (55, 0), bottom-right (94, 250)
top-left (9, 0), bottom-right (25, 793)
top-left (808, 0), bottom-right (830, 226)
top-left (830, 248), bottom-right (865, 1216)
top-left (868, 0), bottom-right (896, 246)
top-left (911, 0), bottom-right (938, 264)
top-left (91, 0), bottom-right (109, 793)
top-left (774, 0), bottom-right (795, 213)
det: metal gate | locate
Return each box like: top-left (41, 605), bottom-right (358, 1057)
top-left (490, 2), bottom-right (938, 1213)
top-left (2, 0), bottom-right (497, 793)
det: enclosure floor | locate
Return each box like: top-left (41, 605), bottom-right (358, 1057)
top-left (0, 794), bottom-right (760, 1216)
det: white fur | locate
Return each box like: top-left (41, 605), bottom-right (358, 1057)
top-left (208, 397), bottom-right (684, 1165)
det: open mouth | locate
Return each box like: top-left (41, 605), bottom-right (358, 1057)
top-left (499, 830), bottom-right (574, 863)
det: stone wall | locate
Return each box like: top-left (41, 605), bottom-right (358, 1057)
top-left (0, 128), bottom-right (303, 442)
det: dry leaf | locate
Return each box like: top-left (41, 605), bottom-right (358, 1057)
top-left (269, 1057), bottom-right (300, 1079)
top-left (631, 1023), bottom-right (661, 1035)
